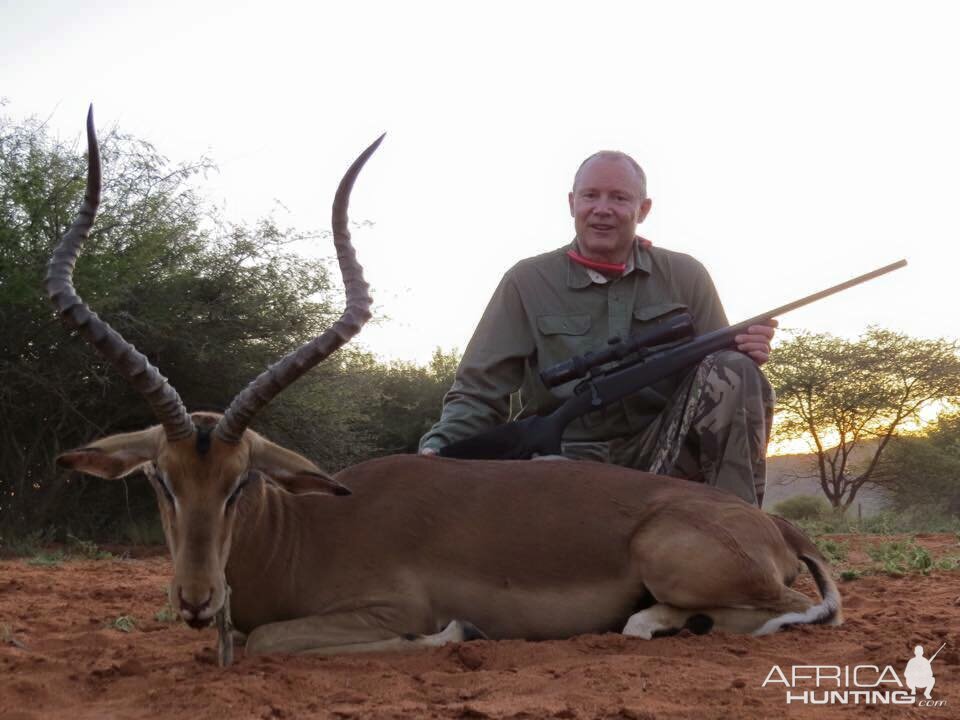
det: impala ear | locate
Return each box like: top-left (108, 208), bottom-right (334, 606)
top-left (247, 432), bottom-right (351, 496)
top-left (56, 427), bottom-right (162, 479)
top-left (269, 470), bottom-right (352, 497)
top-left (57, 448), bottom-right (150, 479)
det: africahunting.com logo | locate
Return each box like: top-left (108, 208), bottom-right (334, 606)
top-left (761, 643), bottom-right (947, 707)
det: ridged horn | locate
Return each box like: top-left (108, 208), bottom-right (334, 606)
top-left (214, 134), bottom-right (384, 444)
top-left (45, 106), bottom-right (196, 442)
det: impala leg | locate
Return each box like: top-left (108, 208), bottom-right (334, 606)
top-left (246, 613), bottom-right (485, 656)
top-left (623, 602), bottom-right (800, 638)
top-left (623, 604), bottom-right (711, 639)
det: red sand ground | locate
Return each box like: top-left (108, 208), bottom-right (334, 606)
top-left (1, 534), bottom-right (958, 720)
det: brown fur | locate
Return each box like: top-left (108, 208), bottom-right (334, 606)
top-left (58, 415), bottom-right (841, 654)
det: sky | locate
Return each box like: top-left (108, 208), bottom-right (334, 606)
top-left (2, 0), bottom-right (958, 364)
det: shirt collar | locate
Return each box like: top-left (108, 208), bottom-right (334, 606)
top-left (567, 237), bottom-right (651, 288)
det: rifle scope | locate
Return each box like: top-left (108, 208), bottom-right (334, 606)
top-left (540, 312), bottom-right (694, 388)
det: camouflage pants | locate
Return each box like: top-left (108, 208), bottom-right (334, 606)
top-left (561, 351), bottom-right (775, 507)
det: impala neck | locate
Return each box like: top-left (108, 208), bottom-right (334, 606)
top-left (224, 479), bottom-right (314, 632)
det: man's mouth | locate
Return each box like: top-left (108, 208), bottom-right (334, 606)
top-left (590, 224), bottom-right (615, 232)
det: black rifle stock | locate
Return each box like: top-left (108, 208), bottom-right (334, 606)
top-left (438, 259), bottom-right (907, 460)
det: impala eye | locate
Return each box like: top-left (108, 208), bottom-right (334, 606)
top-left (225, 474), bottom-right (250, 510)
top-left (152, 467), bottom-right (175, 506)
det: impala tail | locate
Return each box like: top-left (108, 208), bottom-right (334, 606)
top-left (755, 515), bottom-right (843, 635)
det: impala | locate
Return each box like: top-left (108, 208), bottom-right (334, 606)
top-left (48, 108), bottom-right (840, 659)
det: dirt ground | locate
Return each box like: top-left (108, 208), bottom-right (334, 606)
top-left (1, 534), bottom-right (957, 720)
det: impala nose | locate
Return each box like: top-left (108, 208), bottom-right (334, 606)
top-left (178, 587), bottom-right (213, 625)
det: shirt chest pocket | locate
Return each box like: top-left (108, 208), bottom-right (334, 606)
top-left (535, 314), bottom-right (593, 371)
top-left (632, 302), bottom-right (689, 334)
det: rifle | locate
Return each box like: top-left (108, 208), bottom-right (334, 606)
top-left (438, 259), bottom-right (907, 460)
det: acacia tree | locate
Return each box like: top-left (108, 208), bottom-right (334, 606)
top-left (766, 328), bottom-right (960, 511)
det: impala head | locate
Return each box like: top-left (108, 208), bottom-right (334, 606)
top-left (47, 106), bottom-right (381, 627)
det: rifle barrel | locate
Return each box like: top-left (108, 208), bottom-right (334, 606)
top-left (736, 259), bottom-right (907, 330)
top-left (585, 259), bottom-right (907, 412)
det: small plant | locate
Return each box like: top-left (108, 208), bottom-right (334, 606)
top-left (815, 538), bottom-right (849, 564)
top-left (27, 550), bottom-right (64, 567)
top-left (123, 517), bottom-right (166, 546)
top-left (108, 615), bottom-right (137, 633)
top-left (1, 527), bottom-right (57, 557)
top-left (859, 509), bottom-right (960, 534)
top-left (772, 495), bottom-right (831, 522)
top-left (1, 624), bottom-right (25, 649)
top-left (934, 555), bottom-right (960, 571)
top-left (154, 604), bottom-right (179, 624)
top-left (840, 569), bottom-right (863, 581)
top-left (867, 540), bottom-right (934, 575)
top-left (66, 534), bottom-right (113, 560)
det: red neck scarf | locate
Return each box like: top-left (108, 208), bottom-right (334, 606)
top-left (566, 237), bottom-right (652, 276)
top-left (565, 250), bottom-right (626, 275)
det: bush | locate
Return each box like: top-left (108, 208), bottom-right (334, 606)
top-left (772, 494), bottom-right (831, 521)
top-left (0, 108), bottom-right (461, 542)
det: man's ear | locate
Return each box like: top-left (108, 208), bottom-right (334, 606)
top-left (637, 197), bottom-right (652, 223)
top-left (568, 190), bottom-right (576, 217)
top-left (56, 426), bottom-right (163, 479)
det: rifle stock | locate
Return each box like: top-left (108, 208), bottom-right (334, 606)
top-left (439, 259), bottom-right (907, 460)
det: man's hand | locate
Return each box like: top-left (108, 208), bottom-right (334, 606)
top-left (734, 318), bottom-right (778, 365)
top-left (420, 447), bottom-right (438, 456)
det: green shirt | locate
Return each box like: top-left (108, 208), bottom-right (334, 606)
top-left (419, 240), bottom-right (728, 452)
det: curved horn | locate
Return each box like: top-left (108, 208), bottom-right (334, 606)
top-left (45, 106), bottom-right (195, 441)
top-left (214, 134), bottom-right (384, 444)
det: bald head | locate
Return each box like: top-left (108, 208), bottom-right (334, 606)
top-left (573, 151), bottom-right (647, 199)
top-left (568, 151), bottom-right (652, 265)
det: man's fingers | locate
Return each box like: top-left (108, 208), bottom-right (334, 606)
top-left (737, 339), bottom-right (771, 366)
top-left (736, 321), bottom-right (776, 366)
top-left (743, 324), bottom-right (776, 339)
top-left (735, 333), bottom-right (774, 346)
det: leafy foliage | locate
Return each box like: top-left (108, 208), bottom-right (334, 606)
top-left (371, 349), bottom-right (460, 454)
top-left (108, 615), bottom-right (137, 633)
top-left (864, 540), bottom-right (946, 576)
top-left (771, 494), bottom-right (831, 521)
top-left (814, 537), bottom-right (848, 564)
top-left (65, 534), bottom-right (113, 560)
top-left (27, 550), bottom-right (64, 567)
top-left (873, 410), bottom-right (960, 517)
top-left (0, 109), bottom-right (458, 540)
top-left (154, 604), bottom-right (179, 624)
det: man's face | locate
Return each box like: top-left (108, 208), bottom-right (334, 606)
top-left (568, 157), bottom-right (651, 264)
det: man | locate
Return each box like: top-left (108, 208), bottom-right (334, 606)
top-left (419, 151), bottom-right (776, 506)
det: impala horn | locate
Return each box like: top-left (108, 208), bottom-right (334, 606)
top-left (214, 134), bottom-right (384, 444)
top-left (45, 106), bottom-right (196, 442)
